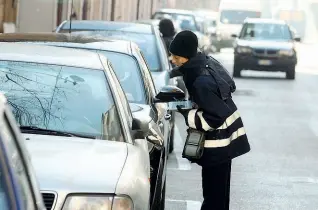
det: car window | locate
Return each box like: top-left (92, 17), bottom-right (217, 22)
top-left (220, 10), bottom-right (261, 24)
top-left (240, 23), bottom-right (292, 41)
top-left (105, 60), bottom-right (133, 127)
top-left (0, 112), bottom-right (35, 209)
top-left (154, 28), bottom-right (170, 70)
top-left (71, 30), bottom-right (161, 72)
top-left (0, 60), bottom-right (124, 141)
top-left (134, 49), bottom-right (157, 98)
top-left (97, 50), bottom-right (147, 104)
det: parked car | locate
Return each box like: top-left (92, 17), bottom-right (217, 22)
top-left (0, 32), bottom-right (176, 154)
top-left (0, 42), bottom-right (185, 210)
top-left (232, 18), bottom-right (300, 79)
top-left (0, 93), bottom-right (45, 210)
top-left (55, 21), bottom-right (179, 151)
top-left (55, 21), bottom-right (176, 91)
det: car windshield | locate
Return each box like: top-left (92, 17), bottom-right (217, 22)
top-left (0, 61), bottom-right (124, 141)
top-left (240, 23), bottom-right (292, 41)
top-left (70, 30), bottom-right (161, 72)
top-left (220, 10), bottom-right (261, 24)
top-left (96, 50), bottom-right (146, 104)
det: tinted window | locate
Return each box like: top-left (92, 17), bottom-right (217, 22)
top-left (71, 30), bottom-right (161, 72)
top-left (220, 10), bottom-right (261, 24)
top-left (97, 51), bottom-right (146, 104)
top-left (0, 61), bottom-right (124, 141)
top-left (240, 23), bottom-right (292, 41)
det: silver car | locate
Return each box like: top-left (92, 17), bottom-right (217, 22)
top-left (0, 93), bottom-right (45, 210)
top-left (0, 43), bottom-right (186, 210)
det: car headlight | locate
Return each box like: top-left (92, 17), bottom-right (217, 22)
top-left (237, 46), bottom-right (252, 53)
top-left (279, 49), bottom-right (294, 56)
top-left (62, 195), bottom-right (133, 210)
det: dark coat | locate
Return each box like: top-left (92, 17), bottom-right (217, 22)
top-left (173, 53), bottom-right (250, 167)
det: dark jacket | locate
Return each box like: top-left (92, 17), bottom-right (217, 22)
top-left (175, 53), bottom-right (250, 167)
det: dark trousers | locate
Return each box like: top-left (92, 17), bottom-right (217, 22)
top-left (201, 160), bottom-right (232, 210)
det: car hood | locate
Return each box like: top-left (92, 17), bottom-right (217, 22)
top-left (24, 134), bottom-right (128, 193)
top-left (150, 71), bottom-right (170, 92)
top-left (237, 39), bottom-right (294, 50)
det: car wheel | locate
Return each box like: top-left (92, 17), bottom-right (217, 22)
top-left (233, 63), bottom-right (242, 78)
top-left (159, 180), bottom-right (166, 210)
top-left (169, 124), bottom-right (174, 153)
top-left (286, 66), bottom-right (296, 80)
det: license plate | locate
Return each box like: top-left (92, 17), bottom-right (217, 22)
top-left (168, 100), bottom-right (193, 111)
top-left (258, 59), bottom-right (272, 65)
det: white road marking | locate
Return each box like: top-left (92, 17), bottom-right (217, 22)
top-left (172, 124), bottom-right (192, 171)
top-left (167, 199), bottom-right (202, 209)
top-left (186, 200), bottom-right (202, 209)
top-left (174, 125), bottom-right (185, 152)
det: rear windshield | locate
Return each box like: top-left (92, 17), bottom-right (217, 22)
top-left (220, 10), bottom-right (261, 24)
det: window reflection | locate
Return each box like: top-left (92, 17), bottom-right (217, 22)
top-left (0, 61), bottom-right (124, 141)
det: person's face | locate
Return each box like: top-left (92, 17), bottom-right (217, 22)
top-left (170, 54), bottom-right (189, 67)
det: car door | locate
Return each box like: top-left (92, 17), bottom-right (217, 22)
top-left (132, 47), bottom-right (171, 155)
top-left (0, 96), bottom-right (45, 210)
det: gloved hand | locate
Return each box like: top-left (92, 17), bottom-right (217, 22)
top-left (176, 105), bottom-right (190, 126)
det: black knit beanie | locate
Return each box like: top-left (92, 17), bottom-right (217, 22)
top-left (169, 30), bottom-right (198, 59)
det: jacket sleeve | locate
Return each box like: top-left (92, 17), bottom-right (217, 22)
top-left (186, 76), bottom-right (231, 131)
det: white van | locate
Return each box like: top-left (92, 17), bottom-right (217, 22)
top-left (215, 0), bottom-right (261, 51)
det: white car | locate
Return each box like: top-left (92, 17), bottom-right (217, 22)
top-left (0, 43), bottom-right (185, 210)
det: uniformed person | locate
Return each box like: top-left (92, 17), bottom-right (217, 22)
top-left (169, 30), bottom-right (251, 210)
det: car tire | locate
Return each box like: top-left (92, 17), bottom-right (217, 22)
top-left (233, 63), bottom-right (242, 78)
top-left (159, 180), bottom-right (166, 210)
top-left (169, 112), bottom-right (176, 154)
top-left (286, 66), bottom-right (296, 80)
top-left (169, 124), bottom-right (174, 154)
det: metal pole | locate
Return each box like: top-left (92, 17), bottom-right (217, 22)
top-left (136, 0), bottom-right (141, 20)
top-left (150, 0), bottom-right (154, 17)
top-left (111, 0), bottom-right (116, 21)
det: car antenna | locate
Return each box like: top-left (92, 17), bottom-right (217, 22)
top-left (69, 0), bottom-right (74, 34)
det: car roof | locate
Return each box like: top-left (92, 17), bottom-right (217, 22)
top-left (0, 33), bottom-right (134, 54)
top-left (154, 8), bottom-right (195, 15)
top-left (137, 19), bottom-right (160, 26)
top-left (59, 20), bottom-right (153, 34)
top-left (244, 18), bottom-right (286, 25)
top-left (0, 42), bottom-right (105, 70)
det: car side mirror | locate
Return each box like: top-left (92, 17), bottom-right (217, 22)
top-left (231, 34), bottom-right (238, 38)
top-left (294, 37), bottom-right (301, 42)
top-left (154, 85), bottom-right (185, 103)
top-left (132, 115), bottom-right (151, 139)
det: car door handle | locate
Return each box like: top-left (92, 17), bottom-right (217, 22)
top-left (164, 114), bottom-right (172, 120)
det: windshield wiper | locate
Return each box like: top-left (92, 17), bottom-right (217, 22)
top-left (19, 126), bottom-right (96, 139)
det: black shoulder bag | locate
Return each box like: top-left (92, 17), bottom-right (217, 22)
top-left (182, 128), bottom-right (206, 160)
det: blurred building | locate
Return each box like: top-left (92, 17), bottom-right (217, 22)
top-left (0, 0), bottom-right (221, 33)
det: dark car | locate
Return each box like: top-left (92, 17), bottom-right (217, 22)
top-left (55, 20), bottom-right (178, 152)
top-left (232, 18), bottom-right (300, 79)
top-left (0, 93), bottom-right (46, 210)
